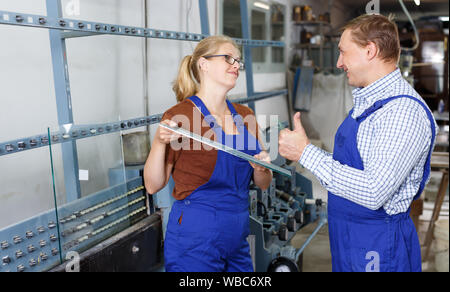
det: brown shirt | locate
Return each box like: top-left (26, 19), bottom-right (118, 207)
top-left (161, 99), bottom-right (260, 200)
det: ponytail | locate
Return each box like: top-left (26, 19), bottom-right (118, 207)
top-left (173, 55), bottom-right (199, 102)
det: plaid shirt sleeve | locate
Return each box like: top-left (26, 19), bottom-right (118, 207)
top-left (299, 104), bottom-right (432, 211)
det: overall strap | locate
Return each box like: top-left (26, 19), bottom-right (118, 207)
top-left (187, 96), bottom-right (217, 129)
top-left (225, 99), bottom-right (245, 129)
top-left (355, 95), bottom-right (436, 200)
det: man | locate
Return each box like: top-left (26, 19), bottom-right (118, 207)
top-left (279, 14), bottom-right (436, 272)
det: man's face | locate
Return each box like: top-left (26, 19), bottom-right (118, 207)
top-left (337, 29), bottom-right (370, 87)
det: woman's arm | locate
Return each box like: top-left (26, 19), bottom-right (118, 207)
top-left (143, 120), bottom-right (179, 194)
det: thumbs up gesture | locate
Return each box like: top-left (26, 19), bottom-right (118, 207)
top-left (278, 112), bottom-right (310, 162)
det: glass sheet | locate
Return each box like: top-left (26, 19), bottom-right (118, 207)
top-left (0, 130), bottom-right (62, 272)
top-left (159, 123), bottom-right (292, 178)
top-left (48, 123), bottom-right (149, 265)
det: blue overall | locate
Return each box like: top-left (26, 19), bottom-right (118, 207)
top-left (328, 95), bottom-right (436, 272)
top-left (164, 96), bottom-right (261, 272)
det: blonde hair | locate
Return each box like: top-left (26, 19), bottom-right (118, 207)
top-left (341, 14), bottom-right (401, 64)
top-left (173, 35), bottom-right (239, 102)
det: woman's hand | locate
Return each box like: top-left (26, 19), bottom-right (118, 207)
top-left (250, 151), bottom-right (271, 173)
top-left (157, 120), bottom-right (182, 145)
top-left (251, 151), bottom-right (273, 191)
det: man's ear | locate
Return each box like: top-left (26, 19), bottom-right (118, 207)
top-left (366, 41), bottom-right (378, 61)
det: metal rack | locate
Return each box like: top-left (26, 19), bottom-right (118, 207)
top-left (293, 20), bottom-right (339, 74)
top-left (0, 0), bottom-right (288, 272)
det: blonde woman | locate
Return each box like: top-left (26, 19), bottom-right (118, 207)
top-left (144, 36), bottom-right (273, 272)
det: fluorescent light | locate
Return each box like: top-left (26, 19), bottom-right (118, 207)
top-left (414, 0), bottom-right (420, 6)
top-left (254, 1), bottom-right (270, 10)
top-left (439, 16), bottom-right (449, 22)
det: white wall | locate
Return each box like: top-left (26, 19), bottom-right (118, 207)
top-left (0, 0), bottom-right (294, 229)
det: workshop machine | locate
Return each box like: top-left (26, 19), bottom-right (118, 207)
top-left (248, 156), bottom-right (327, 272)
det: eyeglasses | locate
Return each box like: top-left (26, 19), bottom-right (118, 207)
top-left (203, 54), bottom-right (245, 70)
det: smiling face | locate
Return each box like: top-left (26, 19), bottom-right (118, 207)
top-left (201, 43), bottom-right (241, 91)
top-left (337, 29), bottom-right (371, 88)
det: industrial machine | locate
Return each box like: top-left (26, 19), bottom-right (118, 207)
top-left (246, 125), bottom-right (327, 272)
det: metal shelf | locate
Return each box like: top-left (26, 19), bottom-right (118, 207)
top-left (293, 21), bottom-right (331, 26)
top-left (295, 43), bottom-right (332, 49)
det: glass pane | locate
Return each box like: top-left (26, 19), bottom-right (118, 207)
top-left (48, 123), bottom-right (149, 264)
top-left (223, 0), bottom-right (242, 38)
top-left (271, 4), bottom-right (285, 63)
top-left (252, 10), bottom-right (267, 63)
top-left (0, 132), bottom-right (63, 272)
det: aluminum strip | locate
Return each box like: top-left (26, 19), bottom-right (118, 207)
top-left (233, 89), bottom-right (288, 104)
top-left (0, 114), bottom-right (163, 157)
top-left (0, 10), bottom-right (284, 47)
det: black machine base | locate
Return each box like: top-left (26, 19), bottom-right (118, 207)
top-left (50, 214), bottom-right (163, 272)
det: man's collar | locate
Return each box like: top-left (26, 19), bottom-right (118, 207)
top-left (352, 68), bottom-right (402, 103)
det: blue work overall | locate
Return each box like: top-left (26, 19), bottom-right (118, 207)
top-left (328, 95), bottom-right (436, 272)
top-left (164, 96), bottom-right (261, 272)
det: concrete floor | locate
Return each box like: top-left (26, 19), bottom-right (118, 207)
top-left (291, 220), bottom-right (332, 272)
top-left (291, 168), bottom-right (332, 272)
top-left (290, 168), bottom-right (449, 272)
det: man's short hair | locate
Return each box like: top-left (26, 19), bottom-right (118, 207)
top-left (341, 14), bottom-right (401, 64)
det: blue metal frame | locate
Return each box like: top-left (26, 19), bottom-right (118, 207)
top-left (198, 0), bottom-right (210, 36)
top-left (0, 10), bottom-right (283, 47)
top-left (46, 0), bottom-right (80, 202)
top-left (0, 113), bottom-right (162, 157)
top-left (233, 89), bottom-right (288, 104)
top-left (240, 0), bottom-right (256, 112)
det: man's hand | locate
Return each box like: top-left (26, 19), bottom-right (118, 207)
top-left (278, 112), bottom-right (310, 162)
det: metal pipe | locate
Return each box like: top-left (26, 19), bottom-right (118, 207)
top-left (398, 0), bottom-right (420, 52)
top-left (295, 217), bottom-right (328, 261)
top-left (143, 0), bottom-right (150, 132)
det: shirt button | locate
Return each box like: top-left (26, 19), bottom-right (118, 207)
top-left (185, 200), bottom-right (190, 205)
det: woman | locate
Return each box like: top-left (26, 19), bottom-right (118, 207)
top-left (144, 35), bottom-right (273, 272)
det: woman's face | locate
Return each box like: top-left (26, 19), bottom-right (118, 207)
top-left (201, 43), bottom-right (241, 91)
